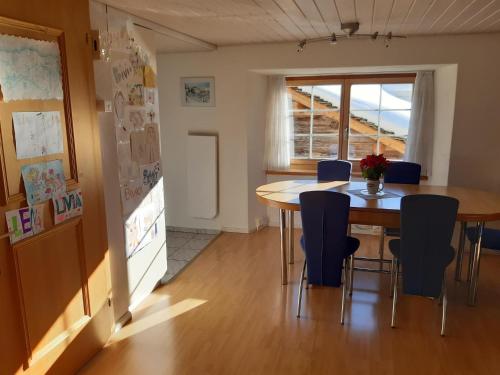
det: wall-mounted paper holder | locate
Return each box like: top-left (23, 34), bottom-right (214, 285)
top-left (0, 231), bottom-right (14, 240)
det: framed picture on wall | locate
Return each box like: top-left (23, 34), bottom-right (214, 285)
top-left (181, 77), bottom-right (215, 107)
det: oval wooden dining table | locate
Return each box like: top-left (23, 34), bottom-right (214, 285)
top-left (256, 179), bottom-right (500, 305)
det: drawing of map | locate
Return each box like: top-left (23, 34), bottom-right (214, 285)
top-left (0, 34), bottom-right (63, 101)
top-left (13, 111), bottom-right (64, 159)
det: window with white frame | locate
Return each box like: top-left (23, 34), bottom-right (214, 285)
top-left (287, 75), bottom-right (415, 166)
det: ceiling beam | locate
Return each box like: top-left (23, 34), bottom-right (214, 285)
top-left (100, 3), bottom-right (218, 51)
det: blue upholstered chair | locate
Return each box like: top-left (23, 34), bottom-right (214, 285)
top-left (317, 160), bottom-right (352, 182)
top-left (379, 162), bottom-right (422, 269)
top-left (464, 226), bottom-right (500, 281)
top-left (297, 191), bottom-right (360, 324)
top-left (389, 195), bottom-right (458, 336)
top-left (383, 161), bottom-right (422, 185)
top-left (466, 227), bottom-right (500, 251)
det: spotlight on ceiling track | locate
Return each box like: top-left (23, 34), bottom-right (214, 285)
top-left (330, 33), bottom-right (337, 45)
top-left (385, 32), bottom-right (392, 48)
top-left (297, 40), bottom-right (306, 53)
top-left (294, 22), bottom-right (404, 53)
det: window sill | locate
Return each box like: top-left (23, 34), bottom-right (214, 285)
top-left (266, 169), bottom-right (317, 176)
top-left (265, 169), bottom-right (428, 180)
top-left (266, 169), bottom-right (364, 178)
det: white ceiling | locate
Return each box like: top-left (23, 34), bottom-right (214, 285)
top-left (100, 0), bottom-right (500, 48)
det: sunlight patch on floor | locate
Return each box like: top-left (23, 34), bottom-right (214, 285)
top-left (108, 298), bottom-right (207, 344)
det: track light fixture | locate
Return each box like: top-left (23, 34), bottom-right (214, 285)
top-left (297, 40), bottom-right (306, 53)
top-left (341, 22), bottom-right (359, 37)
top-left (295, 22), bottom-right (404, 52)
top-left (385, 32), bottom-right (392, 48)
top-left (330, 33), bottom-right (337, 45)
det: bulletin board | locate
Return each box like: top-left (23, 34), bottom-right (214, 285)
top-left (0, 17), bottom-right (78, 206)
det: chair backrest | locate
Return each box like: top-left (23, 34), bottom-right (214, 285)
top-left (384, 161), bottom-right (421, 184)
top-left (399, 195), bottom-right (459, 297)
top-left (299, 191), bottom-right (350, 287)
top-left (317, 160), bottom-right (352, 182)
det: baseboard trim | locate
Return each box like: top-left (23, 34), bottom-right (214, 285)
top-left (114, 310), bottom-right (132, 332)
top-left (221, 227), bottom-right (252, 233)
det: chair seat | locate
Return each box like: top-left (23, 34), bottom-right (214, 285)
top-left (300, 235), bottom-right (360, 258)
top-left (389, 239), bottom-right (455, 266)
top-left (466, 227), bottom-right (500, 250)
top-left (384, 227), bottom-right (400, 237)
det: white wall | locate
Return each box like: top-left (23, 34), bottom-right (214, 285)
top-left (432, 64), bottom-right (458, 185)
top-left (158, 33), bottom-right (500, 233)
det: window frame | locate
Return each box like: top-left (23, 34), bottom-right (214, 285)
top-left (286, 73), bottom-right (416, 173)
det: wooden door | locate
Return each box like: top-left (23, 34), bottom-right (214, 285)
top-left (0, 2), bottom-right (112, 374)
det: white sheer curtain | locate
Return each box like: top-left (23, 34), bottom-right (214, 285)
top-left (264, 75), bottom-right (291, 170)
top-left (404, 71), bottom-right (435, 176)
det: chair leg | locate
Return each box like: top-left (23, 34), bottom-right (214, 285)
top-left (379, 228), bottom-right (385, 271)
top-left (340, 259), bottom-right (347, 325)
top-left (390, 257), bottom-right (395, 298)
top-left (454, 222), bottom-right (467, 281)
top-left (296, 260), bottom-right (307, 318)
top-left (441, 279), bottom-right (448, 336)
top-left (349, 255), bottom-right (354, 296)
top-left (467, 240), bottom-right (475, 282)
top-left (391, 260), bottom-right (399, 328)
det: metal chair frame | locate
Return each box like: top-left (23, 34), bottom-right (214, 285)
top-left (390, 258), bottom-right (449, 336)
top-left (297, 255), bottom-right (354, 324)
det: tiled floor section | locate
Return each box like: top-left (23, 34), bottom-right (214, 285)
top-left (162, 230), bottom-right (219, 283)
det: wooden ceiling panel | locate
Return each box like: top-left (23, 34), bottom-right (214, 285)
top-left (456, 2), bottom-right (500, 33)
top-left (413, 0), bottom-right (452, 32)
top-left (354, 0), bottom-right (375, 34)
top-left (314, 0), bottom-right (342, 33)
top-left (98, 0), bottom-right (500, 48)
top-left (334, 0), bottom-right (357, 24)
top-left (398, 0), bottom-right (435, 34)
top-left (440, 0), bottom-right (495, 33)
top-left (384, 0), bottom-right (415, 34)
top-left (294, 0), bottom-right (330, 36)
top-left (371, 0), bottom-right (396, 33)
top-left (476, 8), bottom-right (500, 32)
top-left (254, 0), bottom-right (307, 39)
top-left (421, 0), bottom-right (463, 34)
top-left (274, 0), bottom-right (321, 38)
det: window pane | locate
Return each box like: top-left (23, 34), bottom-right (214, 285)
top-left (348, 135), bottom-right (377, 160)
top-left (288, 86), bottom-right (312, 110)
top-left (311, 85), bottom-right (341, 110)
top-left (349, 110), bottom-right (379, 135)
top-left (379, 136), bottom-right (406, 160)
top-left (293, 135), bottom-right (310, 158)
top-left (350, 84), bottom-right (381, 110)
top-left (380, 110), bottom-right (410, 137)
top-left (313, 112), bottom-right (340, 134)
top-left (381, 84), bottom-right (413, 110)
top-left (291, 111), bottom-right (311, 134)
top-left (349, 83), bottom-right (412, 161)
top-left (311, 136), bottom-right (339, 159)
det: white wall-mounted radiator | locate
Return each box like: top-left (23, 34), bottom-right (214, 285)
top-left (187, 134), bottom-right (218, 219)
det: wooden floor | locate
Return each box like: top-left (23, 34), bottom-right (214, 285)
top-left (80, 228), bottom-right (500, 375)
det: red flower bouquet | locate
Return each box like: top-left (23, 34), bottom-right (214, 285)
top-left (360, 154), bottom-right (389, 180)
